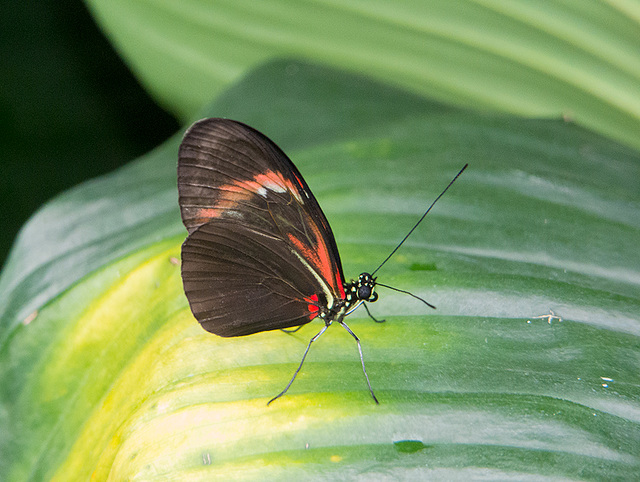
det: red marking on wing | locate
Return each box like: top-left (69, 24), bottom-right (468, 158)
top-left (255, 171), bottom-right (303, 203)
top-left (292, 172), bottom-right (306, 190)
top-left (306, 293), bottom-right (320, 320)
top-left (192, 182), bottom-right (260, 223)
top-left (237, 180), bottom-right (261, 192)
top-left (194, 170), bottom-right (304, 225)
top-left (194, 207), bottom-right (220, 222)
top-left (288, 222), bottom-right (344, 299)
top-left (336, 274), bottom-right (345, 298)
top-left (254, 171), bottom-right (285, 186)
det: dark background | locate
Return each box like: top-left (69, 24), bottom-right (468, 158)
top-left (0, 1), bottom-right (179, 268)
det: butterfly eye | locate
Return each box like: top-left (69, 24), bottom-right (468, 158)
top-left (358, 285), bottom-right (372, 300)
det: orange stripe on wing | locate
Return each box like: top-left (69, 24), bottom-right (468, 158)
top-left (193, 182), bottom-right (257, 223)
top-left (288, 226), bottom-right (344, 299)
top-left (255, 171), bottom-right (303, 203)
top-left (194, 169), bottom-right (305, 224)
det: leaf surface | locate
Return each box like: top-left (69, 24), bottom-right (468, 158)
top-left (1, 61), bottom-right (638, 480)
top-left (83, 0), bottom-right (640, 149)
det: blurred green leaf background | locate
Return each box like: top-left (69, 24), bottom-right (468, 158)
top-left (0, 0), bottom-right (178, 268)
top-left (85, 0), bottom-right (640, 149)
top-left (1, 0), bottom-right (639, 480)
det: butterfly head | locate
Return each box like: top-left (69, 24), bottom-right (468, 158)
top-left (347, 272), bottom-right (378, 304)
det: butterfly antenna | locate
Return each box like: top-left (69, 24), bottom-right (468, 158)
top-left (376, 282), bottom-right (436, 309)
top-left (371, 164), bottom-right (467, 276)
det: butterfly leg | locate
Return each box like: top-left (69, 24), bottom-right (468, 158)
top-left (267, 324), bottom-right (329, 405)
top-left (280, 325), bottom-right (304, 334)
top-left (363, 303), bottom-right (385, 323)
top-left (338, 321), bottom-right (379, 404)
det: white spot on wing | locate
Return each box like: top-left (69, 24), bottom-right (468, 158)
top-left (224, 210), bottom-right (243, 219)
top-left (292, 189), bottom-right (304, 203)
top-left (264, 181), bottom-right (286, 193)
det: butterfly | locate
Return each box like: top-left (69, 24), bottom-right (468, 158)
top-left (177, 118), bottom-right (466, 405)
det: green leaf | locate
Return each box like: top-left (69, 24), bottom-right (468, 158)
top-left (1, 60), bottom-right (639, 480)
top-left (83, 0), bottom-right (640, 150)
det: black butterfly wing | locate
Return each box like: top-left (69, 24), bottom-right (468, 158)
top-left (178, 118), bottom-right (347, 337)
